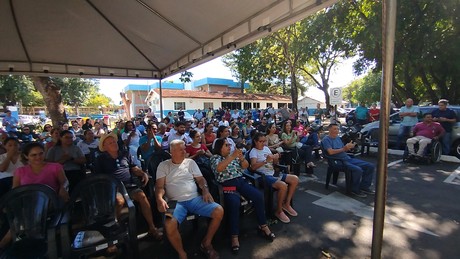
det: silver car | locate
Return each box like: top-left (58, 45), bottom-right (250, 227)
top-left (360, 105), bottom-right (460, 158)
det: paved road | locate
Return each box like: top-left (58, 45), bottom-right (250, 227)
top-left (132, 151), bottom-right (460, 259)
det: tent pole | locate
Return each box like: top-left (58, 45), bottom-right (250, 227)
top-left (371, 0), bottom-right (397, 258)
top-left (159, 79), bottom-right (164, 120)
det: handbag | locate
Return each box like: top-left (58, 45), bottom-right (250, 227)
top-left (275, 147), bottom-right (284, 153)
top-left (296, 142), bottom-right (303, 149)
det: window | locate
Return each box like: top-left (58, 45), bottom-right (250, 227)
top-left (253, 103), bottom-right (260, 109)
top-left (203, 102), bottom-right (213, 110)
top-left (221, 102), bottom-right (241, 110)
top-left (266, 103), bottom-right (272, 108)
top-left (243, 102), bottom-right (252, 110)
top-left (174, 102), bottom-right (186, 110)
top-left (278, 103), bottom-right (286, 109)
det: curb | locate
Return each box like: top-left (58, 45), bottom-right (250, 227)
top-left (367, 147), bottom-right (460, 163)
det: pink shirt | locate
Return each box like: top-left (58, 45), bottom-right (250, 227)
top-left (14, 163), bottom-right (63, 192)
top-left (413, 122), bottom-right (445, 139)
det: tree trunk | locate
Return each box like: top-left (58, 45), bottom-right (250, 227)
top-left (290, 69), bottom-right (298, 112)
top-left (32, 77), bottom-right (67, 128)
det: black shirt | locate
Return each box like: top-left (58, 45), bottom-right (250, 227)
top-left (432, 108), bottom-right (457, 132)
top-left (95, 151), bottom-right (136, 184)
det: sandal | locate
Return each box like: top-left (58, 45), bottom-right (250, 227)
top-left (200, 244), bottom-right (220, 259)
top-left (148, 228), bottom-right (163, 241)
top-left (258, 225), bottom-right (275, 242)
top-left (231, 236), bottom-right (240, 255)
top-left (307, 162), bottom-right (317, 168)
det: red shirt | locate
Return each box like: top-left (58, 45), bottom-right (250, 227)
top-left (204, 133), bottom-right (216, 146)
top-left (369, 108), bottom-right (380, 121)
top-left (185, 144), bottom-right (209, 157)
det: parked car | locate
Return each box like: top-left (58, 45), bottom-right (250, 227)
top-left (360, 105), bottom-right (460, 158)
top-left (336, 107), bottom-right (347, 118)
top-left (153, 111), bottom-right (193, 122)
top-left (173, 111), bottom-right (193, 121)
top-left (18, 115), bottom-right (41, 125)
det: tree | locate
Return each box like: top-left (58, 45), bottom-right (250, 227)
top-left (53, 78), bottom-right (99, 115)
top-left (32, 77), bottom-right (67, 127)
top-left (0, 75), bottom-right (44, 108)
top-left (223, 8), bottom-right (355, 109)
top-left (298, 8), bottom-right (355, 107)
top-left (341, 0), bottom-right (460, 105)
top-left (343, 71), bottom-right (382, 105)
top-left (84, 92), bottom-right (113, 108)
top-left (223, 23), bottom-right (309, 110)
top-left (179, 71), bottom-right (193, 83)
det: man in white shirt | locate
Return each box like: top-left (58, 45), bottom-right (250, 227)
top-left (155, 140), bottom-right (223, 259)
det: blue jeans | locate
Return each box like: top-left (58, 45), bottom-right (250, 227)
top-left (221, 177), bottom-right (266, 236)
top-left (397, 125), bottom-right (413, 149)
top-left (441, 132), bottom-right (451, 155)
top-left (344, 158), bottom-right (375, 193)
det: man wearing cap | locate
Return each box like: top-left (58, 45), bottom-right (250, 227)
top-left (432, 99), bottom-right (457, 155)
top-left (95, 133), bottom-right (163, 240)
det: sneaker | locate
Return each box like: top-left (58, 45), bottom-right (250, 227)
top-left (275, 211), bottom-right (290, 223)
top-left (351, 191), bottom-right (367, 198)
top-left (282, 206), bottom-right (298, 217)
top-left (361, 188), bottom-right (376, 195)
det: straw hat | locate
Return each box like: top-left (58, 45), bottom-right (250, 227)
top-left (98, 133), bottom-right (118, 152)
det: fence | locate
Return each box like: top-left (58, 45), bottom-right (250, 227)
top-left (20, 106), bottom-right (116, 116)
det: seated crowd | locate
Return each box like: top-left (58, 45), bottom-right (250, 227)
top-left (0, 107), bottom-right (372, 258)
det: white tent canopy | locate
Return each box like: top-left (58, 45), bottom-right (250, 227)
top-left (0, 0), bottom-right (337, 79)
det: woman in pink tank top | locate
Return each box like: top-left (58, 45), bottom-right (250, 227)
top-left (13, 142), bottom-right (69, 202)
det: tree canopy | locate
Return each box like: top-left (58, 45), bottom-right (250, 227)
top-left (224, 0), bottom-right (460, 107)
top-left (340, 0), bottom-right (460, 106)
top-left (0, 75), bottom-right (44, 108)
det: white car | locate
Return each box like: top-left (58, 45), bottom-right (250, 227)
top-left (18, 115), bottom-right (40, 125)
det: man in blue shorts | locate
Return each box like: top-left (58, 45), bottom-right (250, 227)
top-left (155, 139), bottom-right (223, 259)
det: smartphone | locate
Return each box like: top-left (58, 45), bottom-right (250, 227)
top-left (165, 200), bottom-right (177, 218)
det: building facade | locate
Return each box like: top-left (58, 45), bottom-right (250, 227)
top-left (125, 77), bottom-right (292, 118)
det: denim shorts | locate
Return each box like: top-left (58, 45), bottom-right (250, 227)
top-left (173, 196), bottom-right (220, 224)
top-left (262, 173), bottom-right (288, 186)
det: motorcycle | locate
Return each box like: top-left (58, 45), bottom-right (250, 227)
top-left (339, 124), bottom-right (362, 154)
